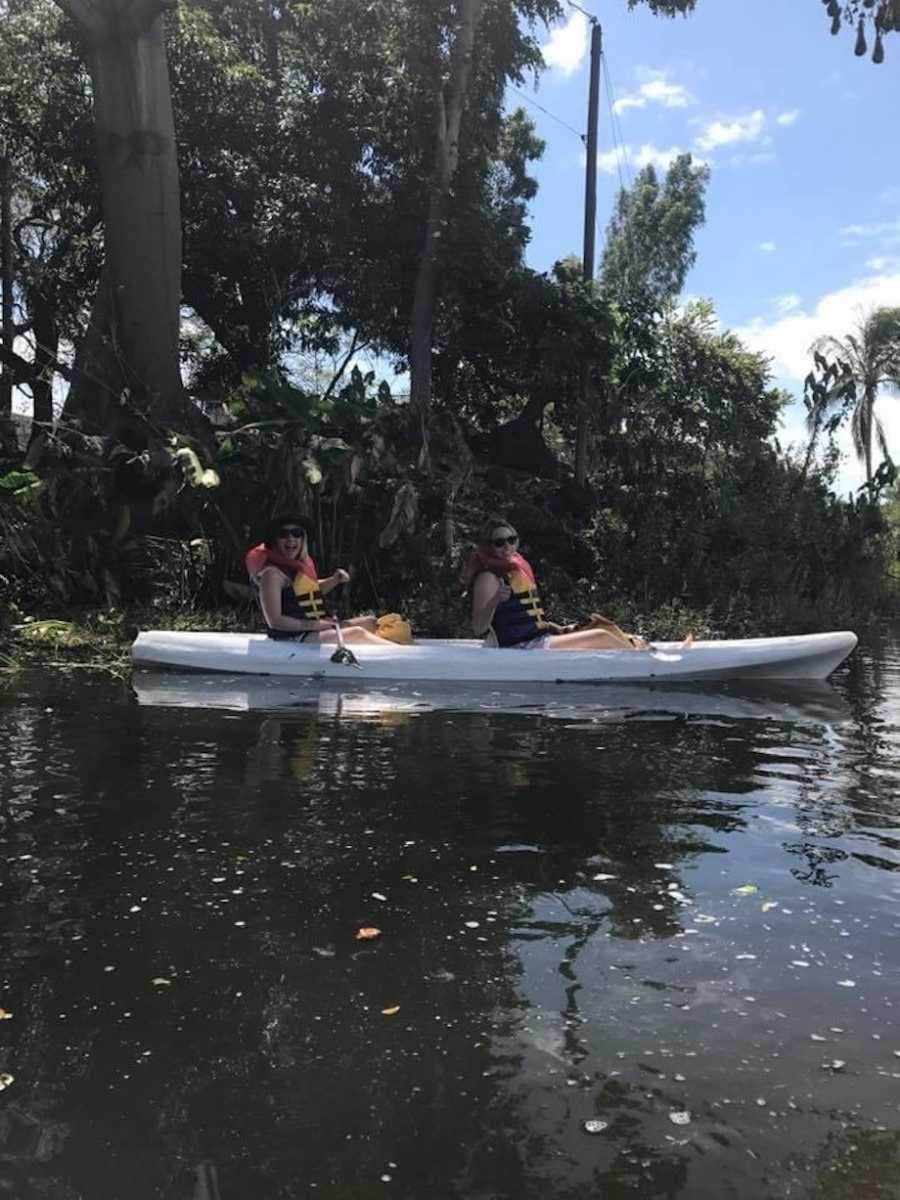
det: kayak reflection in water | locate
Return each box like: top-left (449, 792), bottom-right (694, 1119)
top-left (245, 513), bottom-right (398, 647)
top-left (463, 514), bottom-right (669, 653)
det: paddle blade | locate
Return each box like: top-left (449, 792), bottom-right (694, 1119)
top-left (330, 646), bottom-right (361, 670)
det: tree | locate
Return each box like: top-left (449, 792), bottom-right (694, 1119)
top-left (599, 154), bottom-right (709, 309)
top-left (52, 0), bottom-right (189, 439)
top-left (404, 0), bottom-right (561, 467)
top-left (809, 306), bottom-right (900, 490)
top-left (825, 1), bottom-right (899, 63)
top-left (0, 0), bottom-right (100, 456)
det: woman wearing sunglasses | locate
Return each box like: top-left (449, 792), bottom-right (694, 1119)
top-left (463, 515), bottom-right (648, 652)
top-left (245, 514), bottom-right (390, 645)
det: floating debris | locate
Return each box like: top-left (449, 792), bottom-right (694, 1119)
top-left (0, 1074), bottom-right (13, 1091)
top-left (583, 1119), bottom-right (608, 1134)
top-left (356, 927), bottom-right (381, 941)
top-left (668, 1110), bottom-right (691, 1126)
top-left (381, 1006), bottom-right (400, 1017)
top-left (836, 980), bottom-right (856, 988)
top-left (732, 885), bottom-right (759, 897)
top-left (372, 893), bottom-right (388, 903)
top-left (761, 902), bottom-right (779, 913)
top-left (150, 978), bottom-right (171, 987)
top-left (592, 874), bottom-right (617, 882)
top-left (654, 863), bottom-right (675, 870)
top-left (0, 1009), bottom-right (11, 1021)
top-left (464, 921), bottom-right (480, 929)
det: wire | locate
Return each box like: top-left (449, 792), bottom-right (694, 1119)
top-left (600, 49), bottom-right (643, 290)
top-left (508, 85), bottom-right (585, 142)
top-left (601, 52), bottom-right (634, 192)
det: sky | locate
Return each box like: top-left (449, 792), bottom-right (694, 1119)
top-left (519, 0), bottom-right (900, 494)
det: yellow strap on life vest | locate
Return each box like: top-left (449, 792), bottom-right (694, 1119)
top-left (292, 571), bottom-right (326, 619)
top-left (376, 613), bottom-right (414, 645)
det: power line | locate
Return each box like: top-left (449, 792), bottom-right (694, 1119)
top-left (508, 85), bottom-right (585, 142)
top-left (601, 51), bottom-right (634, 191)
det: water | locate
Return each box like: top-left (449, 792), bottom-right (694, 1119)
top-left (2, 638), bottom-right (900, 1198)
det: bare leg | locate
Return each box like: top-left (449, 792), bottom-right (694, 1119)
top-left (341, 615), bottom-right (378, 633)
top-left (314, 626), bottom-right (395, 647)
top-left (543, 629), bottom-right (647, 652)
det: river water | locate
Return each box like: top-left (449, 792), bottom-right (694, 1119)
top-left (1, 637), bottom-right (900, 1199)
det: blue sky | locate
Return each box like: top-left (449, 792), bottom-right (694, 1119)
top-left (520, 0), bottom-right (900, 492)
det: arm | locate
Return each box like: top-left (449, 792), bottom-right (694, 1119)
top-left (258, 569), bottom-right (332, 633)
top-left (319, 568), bottom-right (350, 596)
top-left (471, 572), bottom-right (509, 635)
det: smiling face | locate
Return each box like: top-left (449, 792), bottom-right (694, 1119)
top-left (274, 524), bottom-right (307, 560)
top-left (488, 524), bottom-right (519, 563)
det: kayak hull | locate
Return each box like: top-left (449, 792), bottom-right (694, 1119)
top-left (130, 630), bottom-right (858, 682)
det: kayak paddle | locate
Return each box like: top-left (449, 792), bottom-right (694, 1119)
top-left (330, 618), bottom-right (361, 669)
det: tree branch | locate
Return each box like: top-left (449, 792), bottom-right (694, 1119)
top-left (322, 333), bottom-right (370, 404)
top-left (0, 337), bottom-right (74, 385)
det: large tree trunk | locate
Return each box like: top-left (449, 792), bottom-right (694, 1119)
top-left (408, 0), bottom-right (484, 469)
top-left (0, 152), bottom-right (13, 448)
top-left (57, 0), bottom-right (188, 437)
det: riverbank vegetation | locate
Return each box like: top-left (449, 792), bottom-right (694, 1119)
top-left (2, 0), bottom-right (899, 662)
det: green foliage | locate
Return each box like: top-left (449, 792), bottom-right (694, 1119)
top-left (600, 154), bottom-right (710, 307)
top-left (826, 1), bottom-right (899, 62)
top-left (807, 306), bottom-right (900, 489)
top-left (2, 0), bottom-right (897, 636)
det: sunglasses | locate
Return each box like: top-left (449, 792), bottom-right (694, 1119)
top-left (277, 527), bottom-right (306, 539)
top-left (491, 534), bottom-right (519, 548)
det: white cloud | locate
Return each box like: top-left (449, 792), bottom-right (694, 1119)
top-left (867, 255), bottom-right (900, 272)
top-left (759, 241), bottom-right (777, 253)
top-left (734, 270), bottom-right (900, 381)
top-left (597, 143), bottom-right (693, 174)
top-left (774, 293), bottom-right (801, 313)
top-left (841, 218), bottom-right (900, 242)
top-left (776, 110), bottom-right (801, 126)
top-left (542, 11), bottom-right (588, 76)
top-left (613, 74), bottom-right (694, 114)
top-left (694, 109), bottom-right (766, 153)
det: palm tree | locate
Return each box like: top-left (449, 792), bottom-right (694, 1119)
top-left (809, 306), bottom-right (900, 490)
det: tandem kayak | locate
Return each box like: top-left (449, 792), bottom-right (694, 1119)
top-left (130, 629), bottom-right (858, 683)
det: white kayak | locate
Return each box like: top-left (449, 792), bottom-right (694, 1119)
top-left (131, 629), bottom-right (857, 683)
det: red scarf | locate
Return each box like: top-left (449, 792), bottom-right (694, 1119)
top-left (245, 543), bottom-right (318, 582)
top-left (461, 547), bottom-right (536, 591)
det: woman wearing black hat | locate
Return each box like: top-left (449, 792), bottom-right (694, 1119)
top-left (245, 513), bottom-right (388, 644)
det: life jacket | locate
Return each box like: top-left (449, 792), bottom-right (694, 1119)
top-left (475, 558), bottom-right (547, 647)
top-left (245, 544), bottom-right (327, 637)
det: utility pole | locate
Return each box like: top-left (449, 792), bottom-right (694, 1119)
top-left (575, 17), bottom-right (602, 487)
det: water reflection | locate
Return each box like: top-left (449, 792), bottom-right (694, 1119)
top-left (132, 670), bottom-right (853, 725)
top-left (0, 645), bottom-right (899, 1197)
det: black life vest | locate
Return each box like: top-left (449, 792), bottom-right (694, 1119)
top-left (255, 569), bottom-right (328, 639)
top-left (485, 567), bottom-right (547, 647)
